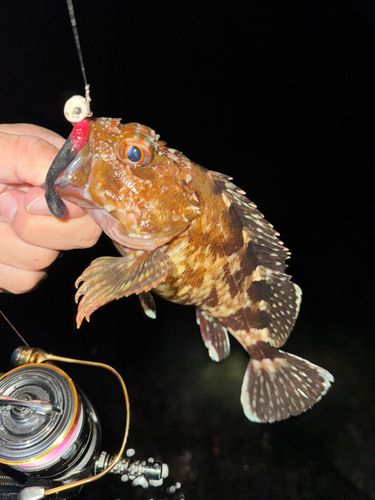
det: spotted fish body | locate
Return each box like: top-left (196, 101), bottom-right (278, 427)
top-left (46, 117), bottom-right (333, 423)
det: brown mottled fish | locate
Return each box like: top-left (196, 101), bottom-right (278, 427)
top-left (45, 117), bottom-right (334, 423)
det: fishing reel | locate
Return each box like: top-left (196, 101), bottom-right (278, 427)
top-left (0, 346), bottom-right (168, 500)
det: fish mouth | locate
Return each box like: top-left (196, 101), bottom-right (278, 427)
top-left (53, 142), bottom-right (98, 210)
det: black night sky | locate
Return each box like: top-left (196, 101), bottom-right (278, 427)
top-left (0, 1), bottom-right (374, 499)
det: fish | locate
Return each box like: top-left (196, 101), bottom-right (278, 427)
top-left (45, 117), bottom-right (334, 423)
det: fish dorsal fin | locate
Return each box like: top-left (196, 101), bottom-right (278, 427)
top-left (196, 309), bottom-right (230, 362)
top-left (209, 170), bottom-right (301, 348)
top-left (209, 170), bottom-right (289, 271)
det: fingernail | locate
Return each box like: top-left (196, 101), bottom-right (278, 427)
top-left (0, 193), bottom-right (18, 223)
top-left (26, 195), bottom-right (51, 215)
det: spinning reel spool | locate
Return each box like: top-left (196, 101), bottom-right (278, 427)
top-left (0, 346), bottom-right (168, 499)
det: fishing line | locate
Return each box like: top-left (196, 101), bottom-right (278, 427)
top-left (0, 309), bottom-right (30, 348)
top-left (66, 0), bottom-right (92, 116)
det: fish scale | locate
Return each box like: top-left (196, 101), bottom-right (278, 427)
top-left (45, 117), bottom-right (334, 423)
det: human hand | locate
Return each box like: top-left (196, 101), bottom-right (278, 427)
top-left (0, 123), bottom-right (102, 294)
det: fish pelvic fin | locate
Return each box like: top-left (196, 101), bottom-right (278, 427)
top-left (240, 341), bottom-right (334, 423)
top-left (138, 291), bottom-right (157, 319)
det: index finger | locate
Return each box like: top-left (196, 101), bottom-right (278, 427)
top-left (0, 123), bottom-right (65, 149)
top-left (0, 131), bottom-right (62, 187)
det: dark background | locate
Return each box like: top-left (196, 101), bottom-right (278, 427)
top-left (0, 1), bottom-right (374, 499)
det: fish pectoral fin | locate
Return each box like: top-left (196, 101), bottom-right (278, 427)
top-left (138, 291), bottom-right (157, 319)
top-left (240, 341), bottom-right (334, 423)
top-left (196, 309), bottom-right (230, 362)
top-left (74, 248), bottom-right (171, 328)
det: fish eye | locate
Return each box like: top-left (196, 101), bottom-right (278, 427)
top-left (125, 145), bottom-right (143, 163)
top-left (116, 134), bottom-right (153, 167)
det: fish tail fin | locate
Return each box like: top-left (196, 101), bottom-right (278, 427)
top-left (240, 342), bottom-right (334, 423)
